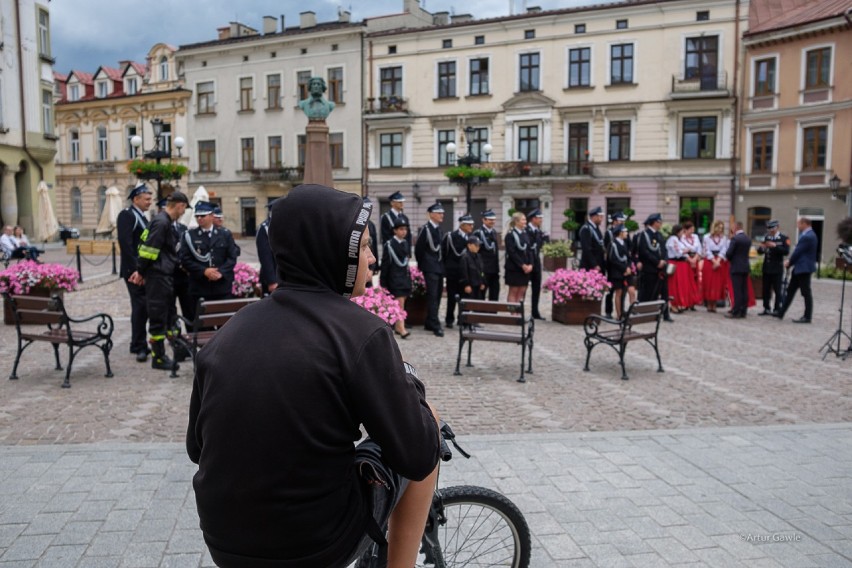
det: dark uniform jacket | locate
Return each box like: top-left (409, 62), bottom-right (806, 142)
top-left (474, 226), bottom-right (500, 275)
top-left (116, 206), bottom-right (148, 279)
top-left (415, 222), bottom-right (444, 275)
top-left (607, 238), bottom-right (631, 282)
top-left (379, 238), bottom-right (412, 296)
top-left (367, 220), bottom-right (379, 272)
top-left (758, 232), bottom-right (790, 275)
top-left (442, 230), bottom-right (468, 278)
top-left (380, 210), bottom-right (411, 247)
top-left (187, 185), bottom-right (439, 567)
top-left (255, 219), bottom-right (277, 293)
top-left (459, 251), bottom-right (485, 289)
top-left (637, 228), bottom-right (667, 273)
top-left (180, 226), bottom-right (240, 298)
top-left (525, 225), bottom-right (548, 269)
top-left (505, 229), bottom-right (534, 276)
top-left (578, 221), bottom-right (606, 270)
top-left (137, 210), bottom-right (178, 276)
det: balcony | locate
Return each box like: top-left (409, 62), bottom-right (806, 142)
top-left (490, 161), bottom-right (594, 178)
top-left (365, 95), bottom-right (409, 115)
top-left (671, 71), bottom-right (729, 98)
top-left (249, 167), bottom-right (304, 183)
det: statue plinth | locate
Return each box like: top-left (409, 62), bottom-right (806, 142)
top-left (303, 121), bottom-right (334, 188)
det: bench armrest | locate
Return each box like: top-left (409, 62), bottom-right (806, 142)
top-left (66, 312), bottom-right (114, 337)
top-left (583, 314), bottom-right (620, 336)
top-left (175, 314), bottom-right (195, 333)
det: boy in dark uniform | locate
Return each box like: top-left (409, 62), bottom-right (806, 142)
top-left (255, 200), bottom-right (278, 295)
top-left (459, 235), bottom-right (486, 300)
top-left (381, 191), bottom-right (411, 247)
top-left (525, 208), bottom-right (548, 319)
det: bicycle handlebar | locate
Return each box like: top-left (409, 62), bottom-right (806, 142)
top-left (439, 420), bottom-right (471, 462)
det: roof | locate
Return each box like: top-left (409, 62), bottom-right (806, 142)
top-left (747, 0), bottom-right (852, 35)
top-left (122, 61), bottom-right (148, 78)
top-left (178, 20), bottom-right (361, 51)
top-left (68, 70), bottom-right (94, 84)
top-left (94, 66), bottom-right (123, 81)
top-left (53, 71), bottom-right (68, 83)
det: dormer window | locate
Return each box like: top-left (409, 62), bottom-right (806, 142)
top-left (160, 56), bottom-right (169, 81)
top-left (125, 77), bottom-right (138, 95)
top-left (97, 81), bottom-right (109, 98)
top-left (69, 84), bottom-right (80, 101)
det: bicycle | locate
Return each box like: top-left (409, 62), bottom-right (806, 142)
top-left (357, 422), bottom-right (532, 568)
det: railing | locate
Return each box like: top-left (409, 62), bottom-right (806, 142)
top-left (489, 161), bottom-right (593, 178)
top-left (365, 95), bottom-right (409, 114)
top-left (671, 71), bottom-right (729, 94)
top-left (249, 167), bottom-right (304, 182)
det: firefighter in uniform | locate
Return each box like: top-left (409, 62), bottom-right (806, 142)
top-left (474, 209), bottom-right (501, 301)
top-left (380, 191), bottom-right (411, 248)
top-left (636, 212), bottom-right (672, 321)
top-left (525, 208), bottom-right (548, 320)
top-left (578, 206), bottom-right (606, 272)
top-left (116, 184), bottom-right (152, 362)
top-left (255, 200), bottom-right (278, 295)
top-left (180, 201), bottom-right (240, 306)
top-left (604, 212), bottom-right (627, 318)
top-left (415, 201), bottom-right (445, 336)
top-left (443, 214), bottom-right (474, 328)
top-left (757, 219), bottom-right (790, 316)
top-left (130, 191), bottom-right (190, 371)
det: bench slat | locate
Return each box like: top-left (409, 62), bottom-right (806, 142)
top-left (8, 295), bottom-right (56, 310)
top-left (199, 298), bottom-right (259, 315)
top-left (15, 309), bottom-right (64, 325)
top-left (461, 330), bottom-right (524, 344)
top-left (460, 313), bottom-right (525, 326)
top-left (628, 313), bottom-right (661, 326)
top-left (458, 300), bottom-right (523, 314)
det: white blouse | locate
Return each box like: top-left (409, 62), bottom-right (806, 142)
top-left (666, 235), bottom-right (684, 259)
top-left (680, 233), bottom-right (702, 256)
top-left (703, 234), bottom-right (728, 259)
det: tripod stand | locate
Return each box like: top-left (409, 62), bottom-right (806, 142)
top-left (819, 257), bottom-right (852, 360)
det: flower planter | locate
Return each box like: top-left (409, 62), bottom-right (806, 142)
top-left (405, 295), bottom-right (428, 326)
top-left (751, 276), bottom-right (763, 300)
top-left (543, 256), bottom-right (568, 272)
top-left (4, 288), bottom-right (64, 325)
top-left (551, 297), bottom-right (601, 325)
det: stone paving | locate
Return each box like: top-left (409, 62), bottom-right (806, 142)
top-left (1, 241), bottom-right (851, 566)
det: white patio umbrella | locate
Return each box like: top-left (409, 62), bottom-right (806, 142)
top-left (179, 185), bottom-right (209, 229)
top-left (95, 186), bottom-right (123, 235)
top-left (35, 181), bottom-right (59, 242)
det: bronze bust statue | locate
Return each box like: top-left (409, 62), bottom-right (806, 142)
top-left (299, 77), bottom-right (335, 121)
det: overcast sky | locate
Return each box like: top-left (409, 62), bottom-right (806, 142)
top-left (52, 0), bottom-right (595, 73)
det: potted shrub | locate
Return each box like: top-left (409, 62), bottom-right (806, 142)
top-left (444, 165), bottom-right (494, 185)
top-left (351, 286), bottom-right (407, 327)
top-left (541, 240), bottom-right (573, 272)
top-left (750, 258), bottom-right (764, 300)
top-left (0, 261), bottom-right (80, 324)
top-left (544, 268), bottom-right (611, 325)
top-left (127, 160), bottom-right (189, 181)
top-left (231, 263), bottom-right (260, 298)
top-left (405, 267), bottom-right (428, 326)
top-left (622, 208), bottom-right (640, 233)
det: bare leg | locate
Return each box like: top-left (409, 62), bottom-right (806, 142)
top-left (394, 296), bottom-right (408, 335)
top-left (614, 289), bottom-right (623, 319)
top-left (627, 286), bottom-right (637, 306)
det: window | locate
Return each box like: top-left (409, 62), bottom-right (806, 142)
top-left (268, 136), bottom-right (282, 167)
top-left (198, 140), bottom-right (216, 172)
top-left (519, 52), bottom-right (540, 92)
top-left (70, 131), bottom-right (80, 162)
top-left (685, 36), bottom-right (718, 89)
top-left (328, 67), bottom-right (343, 103)
top-left (330, 133), bottom-right (344, 169)
top-left (197, 81), bottom-right (215, 114)
top-left (568, 123), bottom-right (589, 174)
top-left (331, 44), bottom-right (338, 51)
top-left (616, 19), bottom-right (628, 29)
top-left (380, 67), bottom-right (403, 97)
top-left (437, 61), bottom-right (456, 98)
top-left (97, 126), bottom-right (108, 160)
top-left (239, 77), bottom-right (253, 111)
top-left (71, 187), bottom-right (82, 222)
top-left (297, 71), bottom-right (311, 101)
top-left (575, 24), bottom-right (586, 34)
top-left (468, 128), bottom-right (489, 160)
top-left (161, 123), bottom-right (172, 155)
top-left (125, 78), bottom-right (138, 95)
top-left (69, 84), bottom-right (80, 101)
top-left (126, 125), bottom-right (138, 159)
top-left (610, 44), bottom-right (634, 84)
top-left (388, 45), bottom-right (397, 55)
top-left (267, 74), bottom-right (281, 109)
top-left (805, 47), bottom-right (831, 89)
top-left (159, 56), bottom-right (169, 81)
top-left (475, 35), bottom-right (485, 45)
top-left (438, 130), bottom-right (455, 166)
top-left (751, 131), bottom-right (774, 173)
top-left (524, 30), bottom-right (535, 40)
top-left (748, 207), bottom-right (772, 239)
top-left (241, 138), bottom-right (254, 170)
top-left (38, 10), bottom-right (50, 57)
top-left (97, 81), bottom-right (108, 98)
top-left (380, 133), bottom-right (403, 168)
top-left (298, 135), bottom-right (307, 167)
top-left (42, 90), bottom-right (53, 135)
top-left (680, 197), bottom-right (714, 235)
top-left (606, 198), bottom-right (631, 220)
top-left (682, 117), bottom-right (717, 159)
top-left (801, 126), bottom-right (827, 171)
top-left (697, 10), bottom-right (710, 21)
top-left (442, 39), bottom-right (452, 49)
top-left (609, 120), bottom-right (630, 161)
top-left (98, 186), bottom-right (108, 213)
top-left (754, 58), bottom-right (775, 96)
top-left (569, 47), bottom-right (591, 87)
top-left (518, 125), bottom-right (539, 162)
top-left (469, 58), bottom-right (489, 95)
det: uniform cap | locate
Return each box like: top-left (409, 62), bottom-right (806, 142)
top-left (467, 235), bottom-right (481, 246)
top-left (166, 191), bottom-right (190, 206)
top-left (766, 219), bottom-right (779, 229)
top-left (128, 184), bottom-right (151, 200)
top-left (389, 191), bottom-right (405, 202)
top-left (613, 224), bottom-right (626, 234)
top-left (213, 207), bottom-right (223, 218)
top-left (589, 206), bottom-right (603, 217)
top-left (481, 209), bottom-right (497, 219)
top-left (156, 198), bottom-right (167, 208)
top-left (527, 208), bottom-right (542, 219)
top-left (644, 212), bottom-right (662, 225)
top-left (612, 212), bottom-right (627, 222)
top-left (392, 217), bottom-right (409, 229)
top-left (458, 214), bottom-right (474, 225)
top-left (194, 201), bottom-right (215, 216)
top-left (427, 201), bottom-right (445, 213)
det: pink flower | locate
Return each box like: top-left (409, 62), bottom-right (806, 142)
top-left (543, 268), bottom-right (611, 303)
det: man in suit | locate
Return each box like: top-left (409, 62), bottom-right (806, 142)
top-left (725, 221), bottom-right (751, 319)
top-left (775, 217), bottom-right (818, 323)
top-left (578, 206), bottom-right (606, 272)
top-left (525, 208), bottom-right (548, 320)
top-left (415, 201), bottom-right (445, 336)
top-left (255, 200), bottom-right (278, 295)
top-left (116, 184), bottom-right (152, 362)
top-left (380, 191), bottom-right (411, 247)
top-left (474, 209), bottom-right (500, 301)
top-left (757, 219), bottom-right (790, 316)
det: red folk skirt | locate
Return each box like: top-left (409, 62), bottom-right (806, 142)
top-left (668, 260), bottom-right (699, 309)
top-left (703, 259), bottom-right (729, 302)
top-left (727, 274), bottom-right (757, 308)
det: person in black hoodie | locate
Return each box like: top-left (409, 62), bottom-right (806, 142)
top-left (187, 184), bottom-right (441, 568)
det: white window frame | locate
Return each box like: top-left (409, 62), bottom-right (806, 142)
top-left (799, 42), bottom-right (834, 105)
top-left (605, 40), bottom-right (638, 86)
top-left (294, 68), bottom-right (314, 100)
top-left (264, 72), bottom-right (283, 109)
top-left (749, 53), bottom-right (779, 100)
top-left (603, 115), bottom-right (635, 162)
top-left (378, 130), bottom-right (406, 168)
top-left (516, 122), bottom-right (542, 163)
top-left (159, 56), bottom-right (169, 82)
top-left (96, 80), bottom-right (109, 98)
top-left (562, 115), bottom-right (595, 163)
top-left (435, 128), bottom-right (456, 167)
top-left (515, 49), bottom-right (542, 93)
top-left (376, 64), bottom-right (404, 98)
top-left (744, 123), bottom-right (779, 188)
top-left (565, 43), bottom-right (594, 89)
top-left (466, 54), bottom-right (491, 96)
top-left (70, 130), bottom-right (80, 162)
top-left (42, 89), bottom-right (53, 136)
top-left (126, 125), bottom-right (139, 159)
top-left (125, 77), bottom-right (138, 95)
top-left (324, 64), bottom-right (345, 104)
top-left (329, 131), bottom-right (345, 169)
top-left (239, 136), bottom-right (256, 171)
top-left (267, 134), bottom-right (283, 168)
top-left (37, 9), bottom-right (50, 57)
top-left (679, 113), bottom-right (722, 160)
top-left (68, 83), bottom-right (80, 102)
top-left (197, 138), bottom-right (218, 173)
top-left (794, 117), bottom-right (833, 186)
top-left (678, 30), bottom-right (725, 83)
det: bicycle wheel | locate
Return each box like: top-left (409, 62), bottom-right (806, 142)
top-left (422, 485), bottom-right (531, 568)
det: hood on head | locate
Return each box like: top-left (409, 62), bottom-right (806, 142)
top-left (269, 184), bottom-right (372, 297)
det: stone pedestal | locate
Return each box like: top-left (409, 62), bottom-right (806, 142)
top-left (303, 121), bottom-right (333, 188)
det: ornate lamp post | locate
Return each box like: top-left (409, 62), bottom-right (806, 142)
top-left (446, 126), bottom-right (492, 215)
top-left (830, 174), bottom-right (852, 219)
top-left (130, 118), bottom-right (186, 202)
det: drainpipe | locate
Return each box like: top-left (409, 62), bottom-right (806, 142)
top-left (730, 0), bottom-right (741, 227)
top-left (15, 0), bottom-right (45, 181)
top-left (363, 38), bottom-right (373, 198)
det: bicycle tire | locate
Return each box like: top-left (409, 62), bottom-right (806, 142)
top-left (423, 485), bottom-right (531, 568)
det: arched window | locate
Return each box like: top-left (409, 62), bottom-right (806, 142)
top-left (98, 185), bottom-right (107, 213)
top-left (747, 206), bottom-right (771, 239)
top-left (160, 56), bottom-right (169, 81)
top-left (71, 187), bottom-right (83, 222)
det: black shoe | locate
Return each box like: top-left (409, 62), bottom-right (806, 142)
top-left (792, 317), bottom-right (811, 324)
top-left (135, 351), bottom-right (148, 363)
top-left (434, 329), bottom-right (444, 337)
top-left (172, 344), bottom-right (191, 363)
top-left (445, 323), bottom-right (454, 329)
top-left (758, 309), bottom-right (773, 316)
top-left (772, 312), bottom-right (784, 319)
top-left (533, 314), bottom-right (545, 320)
top-left (152, 356), bottom-right (179, 371)
top-left (604, 312), bottom-right (613, 319)
top-left (664, 316), bottom-right (674, 322)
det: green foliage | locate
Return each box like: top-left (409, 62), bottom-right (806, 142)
top-left (444, 165), bottom-right (494, 183)
top-left (507, 207), bottom-right (517, 217)
top-left (624, 220), bottom-right (639, 232)
top-left (660, 223), bottom-right (673, 238)
top-left (562, 208), bottom-right (579, 232)
top-left (749, 259), bottom-right (763, 278)
top-left (623, 207), bottom-right (636, 217)
top-left (679, 206), bottom-right (693, 222)
top-left (541, 240), bottom-right (573, 258)
top-left (128, 160), bottom-right (189, 180)
top-left (818, 263), bottom-right (848, 280)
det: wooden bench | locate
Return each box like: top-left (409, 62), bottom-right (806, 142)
top-left (5, 293), bottom-right (114, 388)
top-left (583, 299), bottom-right (666, 380)
top-left (454, 298), bottom-right (534, 383)
top-left (172, 296), bottom-right (260, 377)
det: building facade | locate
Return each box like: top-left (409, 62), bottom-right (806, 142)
top-left (0, 0), bottom-right (57, 235)
top-left (54, 45), bottom-right (190, 234)
top-left (738, 0), bottom-right (852, 262)
top-left (364, 0), bottom-right (749, 240)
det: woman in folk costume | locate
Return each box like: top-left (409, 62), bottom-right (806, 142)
top-left (504, 212), bottom-right (534, 303)
top-left (702, 220), bottom-right (729, 312)
top-left (679, 221), bottom-right (704, 308)
top-left (666, 225), bottom-right (695, 313)
top-left (379, 217), bottom-right (413, 339)
top-left (606, 225), bottom-right (636, 318)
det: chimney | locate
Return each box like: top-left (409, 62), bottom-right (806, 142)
top-left (263, 15), bottom-right (277, 34)
top-left (280, 15), bottom-right (286, 31)
top-left (217, 26), bottom-right (231, 40)
top-left (526, 6), bottom-right (542, 13)
top-left (452, 14), bottom-right (474, 23)
top-left (434, 11), bottom-right (450, 25)
top-left (338, 10), bottom-right (351, 23)
top-left (300, 11), bottom-right (317, 29)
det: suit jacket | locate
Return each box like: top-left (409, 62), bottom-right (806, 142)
top-left (726, 231), bottom-right (751, 274)
top-left (116, 206), bottom-right (148, 279)
top-left (255, 219), bottom-right (277, 293)
top-left (788, 229), bottom-right (818, 274)
top-left (525, 225), bottom-right (548, 270)
top-left (414, 222), bottom-right (444, 275)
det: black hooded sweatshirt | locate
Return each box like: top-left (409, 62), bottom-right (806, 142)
top-left (186, 184), bottom-right (440, 567)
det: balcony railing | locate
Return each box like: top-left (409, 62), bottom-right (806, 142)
top-left (671, 71), bottom-right (729, 96)
top-left (249, 167), bottom-right (304, 182)
top-left (365, 95), bottom-right (409, 114)
top-left (490, 161), bottom-right (593, 178)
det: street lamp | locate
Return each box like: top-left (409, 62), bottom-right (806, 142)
top-left (130, 118), bottom-right (186, 202)
top-left (830, 174), bottom-right (852, 219)
top-left (446, 126), bottom-right (492, 215)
